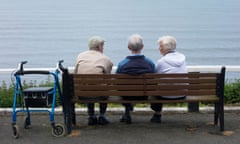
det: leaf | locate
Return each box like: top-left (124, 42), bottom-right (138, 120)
top-left (208, 130), bottom-right (234, 136)
top-left (222, 131), bottom-right (234, 136)
top-left (67, 130), bottom-right (81, 137)
top-left (186, 125), bottom-right (198, 132)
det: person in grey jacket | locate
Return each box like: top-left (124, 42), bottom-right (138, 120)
top-left (74, 36), bottom-right (113, 125)
top-left (151, 36), bottom-right (187, 123)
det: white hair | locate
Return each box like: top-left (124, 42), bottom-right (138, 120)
top-left (128, 34), bottom-right (143, 51)
top-left (157, 36), bottom-right (177, 51)
top-left (88, 36), bottom-right (105, 50)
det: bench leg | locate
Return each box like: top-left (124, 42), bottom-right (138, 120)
top-left (214, 102), bottom-right (224, 131)
top-left (214, 102), bottom-right (218, 125)
top-left (71, 103), bottom-right (76, 125)
top-left (219, 102), bottom-right (224, 131)
top-left (66, 103), bottom-right (73, 134)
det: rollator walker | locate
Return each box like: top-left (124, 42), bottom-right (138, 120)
top-left (11, 60), bottom-right (65, 138)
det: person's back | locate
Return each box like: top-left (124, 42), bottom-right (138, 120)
top-left (75, 50), bottom-right (112, 74)
top-left (156, 36), bottom-right (187, 99)
top-left (74, 36), bottom-right (113, 126)
top-left (156, 51), bottom-right (186, 74)
top-left (150, 36), bottom-right (187, 124)
top-left (117, 55), bottom-right (154, 74)
top-left (116, 34), bottom-right (155, 124)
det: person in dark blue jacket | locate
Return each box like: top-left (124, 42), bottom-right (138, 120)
top-left (116, 34), bottom-right (155, 124)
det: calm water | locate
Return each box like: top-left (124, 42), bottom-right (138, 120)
top-left (0, 0), bottom-right (240, 80)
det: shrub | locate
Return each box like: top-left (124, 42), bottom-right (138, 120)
top-left (0, 81), bottom-right (14, 107)
top-left (224, 79), bottom-right (240, 104)
top-left (0, 80), bottom-right (62, 107)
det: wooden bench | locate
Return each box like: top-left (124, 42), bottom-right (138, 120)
top-left (62, 67), bottom-right (226, 134)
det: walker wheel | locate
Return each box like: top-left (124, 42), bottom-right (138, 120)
top-left (24, 116), bottom-right (31, 129)
top-left (52, 124), bottom-right (65, 137)
top-left (12, 125), bottom-right (20, 139)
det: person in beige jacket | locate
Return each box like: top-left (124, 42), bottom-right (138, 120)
top-left (74, 36), bottom-right (113, 125)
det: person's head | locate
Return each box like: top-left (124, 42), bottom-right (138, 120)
top-left (128, 34), bottom-right (144, 53)
top-left (88, 36), bottom-right (105, 53)
top-left (157, 36), bottom-right (177, 55)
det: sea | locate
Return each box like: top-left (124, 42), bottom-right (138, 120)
top-left (0, 0), bottom-right (240, 82)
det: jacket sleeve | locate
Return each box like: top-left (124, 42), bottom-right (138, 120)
top-left (97, 58), bottom-right (113, 74)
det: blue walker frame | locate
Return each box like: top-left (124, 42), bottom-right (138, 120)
top-left (11, 61), bottom-right (65, 138)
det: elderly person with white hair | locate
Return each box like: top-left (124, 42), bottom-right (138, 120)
top-left (74, 36), bottom-right (113, 125)
top-left (116, 34), bottom-right (155, 124)
top-left (150, 36), bottom-right (187, 123)
top-left (156, 36), bottom-right (186, 73)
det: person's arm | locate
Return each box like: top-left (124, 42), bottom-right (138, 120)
top-left (74, 63), bottom-right (78, 74)
top-left (155, 59), bottom-right (163, 73)
top-left (104, 60), bottom-right (113, 74)
top-left (97, 58), bottom-right (113, 74)
top-left (115, 64), bottom-right (121, 74)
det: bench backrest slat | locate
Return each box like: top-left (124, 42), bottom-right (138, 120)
top-left (71, 73), bottom-right (220, 97)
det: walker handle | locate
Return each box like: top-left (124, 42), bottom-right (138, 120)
top-left (57, 60), bottom-right (65, 72)
top-left (15, 61), bottom-right (28, 75)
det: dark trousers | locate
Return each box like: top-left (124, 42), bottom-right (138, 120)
top-left (151, 96), bottom-right (186, 112)
top-left (151, 103), bottom-right (163, 112)
top-left (122, 96), bottom-right (148, 115)
top-left (87, 103), bottom-right (107, 116)
top-left (78, 96), bottom-right (108, 117)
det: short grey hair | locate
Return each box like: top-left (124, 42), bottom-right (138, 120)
top-left (157, 36), bottom-right (177, 51)
top-left (88, 36), bottom-right (105, 50)
top-left (128, 34), bottom-right (143, 51)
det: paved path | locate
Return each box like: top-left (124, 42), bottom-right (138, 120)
top-left (0, 110), bottom-right (240, 144)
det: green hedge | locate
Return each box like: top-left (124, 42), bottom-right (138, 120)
top-left (224, 79), bottom-right (240, 104)
top-left (1, 79), bottom-right (240, 107)
top-left (0, 80), bottom-right (62, 108)
top-left (0, 81), bottom-right (14, 107)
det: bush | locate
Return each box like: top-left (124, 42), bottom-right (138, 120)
top-left (0, 81), bottom-right (14, 107)
top-left (0, 80), bottom-right (62, 107)
top-left (224, 79), bottom-right (240, 104)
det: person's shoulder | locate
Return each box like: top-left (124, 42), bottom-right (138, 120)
top-left (78, 50), bottom-right (92, 55)
top-left (156, 57), bottom-right (165, 65)
top-left (179, 52), bottom-right (186, 58)
top-left (173, 51), bottom-right (185, 57)
top-left (101, 52), bottom-right (110, 57)
top-left (143, 56), bottom-right (154, 64)
top-left (76, 50), bottom-right (88, 57)
top-left (101, 53), bottom-right (112, 61)
top-left (117, 57), bottom-right (130, 66)
top-left (89, 50), bottom-right (109, 59)
top-left (119, 57), bottom-right (129, 63)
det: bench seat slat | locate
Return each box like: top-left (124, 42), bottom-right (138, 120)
top-left (73, 73), bottom-right (218, 78)
top-left (73, 96), bottom-right (219, 103)
top-left (146, 90), bottom-right (216, 96)
top-left (73, 78), bottom-right (217, 85)
top-left (74, 84), bottom-right (216, 91)
top-left (74, 89), bottom-right (216, 97)
top-left (146, 78), bottom-right (217, 83)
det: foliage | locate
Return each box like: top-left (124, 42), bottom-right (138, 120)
top-left (0, 81), bottom-right (14, 107)
top-left (0, 79), bottom-right (62, 107)
top-left (224, 79), bottom-right (240, 104)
